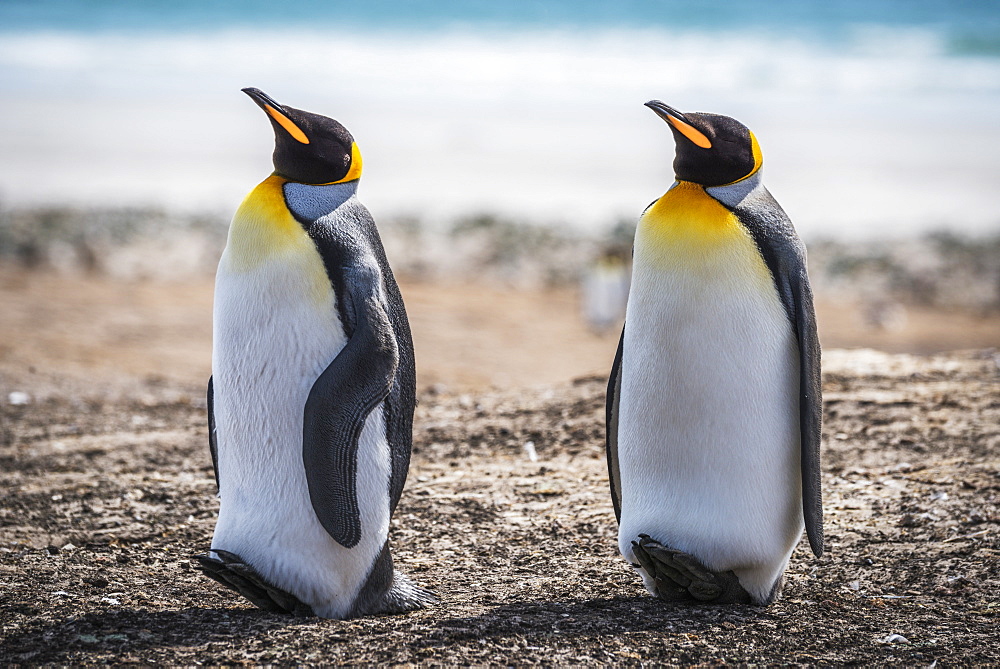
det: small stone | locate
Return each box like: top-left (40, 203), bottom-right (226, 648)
top-left (880, 633), bottom-right (910, 644)
top-left (523, 441), bottom-right (538, 462)
top-left (8, 391), bottom-right (31, 405)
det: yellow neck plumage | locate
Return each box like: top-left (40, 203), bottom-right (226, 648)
top-left (224, 176), bottom-right (306, 271)
top-left (635, 181), bottom-right (768, 285)
top-left (640, 182), bottom-right (741, 249)
top-left (223, 138), bottom-right (362, 268)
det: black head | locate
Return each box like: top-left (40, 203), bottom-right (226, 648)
top-left (645, 101), bottom-right (762, 187)
top-left (243, 87), bottom-right (361, 185)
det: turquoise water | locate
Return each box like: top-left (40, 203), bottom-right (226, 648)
top-left (3, 0), bottom-right (999, 52)
top-left (0, 1), bottom-right (998, 237)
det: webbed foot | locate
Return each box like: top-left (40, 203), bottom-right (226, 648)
top-left (631, 535), bottom-right (752, 605)
top-left (194, 549), bottom-right (314, 616)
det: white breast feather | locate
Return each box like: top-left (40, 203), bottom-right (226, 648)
top-left (617, 209), bottom-right (804, 603)
top-left (210, 224), bottom-right (391, 619)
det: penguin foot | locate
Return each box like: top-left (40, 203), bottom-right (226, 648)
top-left (194, 549), bottom-right (314, 616)
top-left (631, 535), bottom-right (752, 605)
top-left (377, 571), bottom-right (439, 615)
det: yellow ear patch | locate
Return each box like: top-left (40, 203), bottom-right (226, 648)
top-left (721, 131), bottom-right (764, 185)
top-left (264, 104), bottom-right (310, 145)
top-left (667, 115), bottom-right (712, 149)
top-left (330, 142), bottom-right (363, 184)
top-left (748, 130), bottom-right (763, 174)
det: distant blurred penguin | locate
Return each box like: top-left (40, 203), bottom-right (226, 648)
top-left (196, 88), bottom-right (435, 618)
top-left (605, 101), bottom-right (823, 605)
top-left (583, 251), bottom-right (630, 333)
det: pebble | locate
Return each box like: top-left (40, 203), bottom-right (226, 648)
top-left (8, 391), bottom-right (31, 405)
top-left (523, 441), bottom-right (538, 462)
top-left (880, 633), bottom-right (910, 644)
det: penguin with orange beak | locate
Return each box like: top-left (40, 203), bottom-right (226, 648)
top-left (606, 101), bottom-right (823, 605)
top-left (196, 89), bottom-right (434, 618)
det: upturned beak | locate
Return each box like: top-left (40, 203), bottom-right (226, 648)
top-left (645, 100), bottom-right (712, 149)
top-left (243, 87), bottom-right (310, 145)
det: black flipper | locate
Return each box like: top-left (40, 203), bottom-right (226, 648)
top-left (207, 376), bottom-right (219, 491)
top-left (605, 327), bottom-right (625, 523)
top-left (302, 265), bottom-right (399, 549)
top-left (632, 535), bottom-right (754, 605)
top-left (731, 186), bottom-right (824, 557)
top-left (296, 196), bottom-right (418, 511)
top-left (288, 189), bottom-right (431, 614)
top-left (195, 550), bottom-right (313, 616)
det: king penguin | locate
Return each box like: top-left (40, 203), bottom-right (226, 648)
top-left (605, 101), bottom-right (823, 606)
top-left (195, 88), bottom-right (435, 618)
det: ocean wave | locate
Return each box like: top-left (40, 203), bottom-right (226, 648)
top-left (1, 26), bottom-right (1000, 98)
top-left (0, 26), bottom-right (998, 236)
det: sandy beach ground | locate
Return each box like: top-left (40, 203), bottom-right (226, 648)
top-left (0, 266), bottom-right (998, 664)
top-left (1, 268), bottom-right (997, 395)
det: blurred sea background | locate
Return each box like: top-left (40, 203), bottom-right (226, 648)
top-left (0, 0), bottom-right (998, 391)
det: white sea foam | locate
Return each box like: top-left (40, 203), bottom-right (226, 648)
top-left (0, 27), bottom-right (998, 238)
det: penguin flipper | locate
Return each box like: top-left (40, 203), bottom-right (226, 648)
top-left (194, 550), bottom-right (314, 616)
top-left (605, 327), bottom-right (625, 523)
top-left (791, 270), bottom-right (824, 558)
top-left (733, 188), bottom-right (823, 558)
top-left (632, 535), bottom-right (753, 605)
top-left (206, 376), bottom-right (219, 491)
top-left (303, 266), bottom-right (399, 549)
top-left (302, 197), bottom-right (416, 519)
